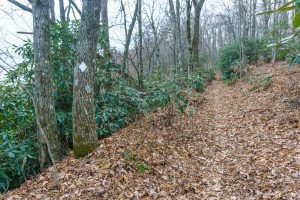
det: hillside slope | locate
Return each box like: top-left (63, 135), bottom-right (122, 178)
top-left (2, 62), bottom-right (300, 199)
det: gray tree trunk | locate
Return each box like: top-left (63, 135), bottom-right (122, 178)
top-left (176, 0), bottom-right (185, 73)
top-left (262, 0), bottom-right (271, 36)
top-left (168, 0), bottom-right (178, 73)
top-left (32, 0), bottom-right (62, 168)
top-left (59, 0), bottom-right (66, 21)
top-left (191, 0), bottom-right (205, 70)
top-left (49, 0), bottom-right (55, 23)
top-left (138, 0), bottom-right (143, 90)
top-left (122, 0), bottom-right (138, 74)
top-left (168, 0), bottom-right (183, 74)
top-left (186, 0), bottom-right (192, 75)
top-left (251, 0), bottom-right (257, 38)
top-left (101, 0), bottom-right (110, 56)
top-left (72, 0), bottom-right (101, 158)
top-left (272, 0), bottom-right (278, 63)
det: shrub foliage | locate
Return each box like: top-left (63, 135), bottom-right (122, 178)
top-left (218, 39), bottom-right (271, 80)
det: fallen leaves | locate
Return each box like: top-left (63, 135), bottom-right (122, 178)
top-left (1, 62), bottom-right (300, 199)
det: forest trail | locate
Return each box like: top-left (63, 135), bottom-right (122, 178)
top-left (2, 62), bottom-right (300, 199)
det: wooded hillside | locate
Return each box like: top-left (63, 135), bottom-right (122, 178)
top-left (0, 0), bottom-right (300, 198)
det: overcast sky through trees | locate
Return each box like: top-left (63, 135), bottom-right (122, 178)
top-left (0, 0), bottom-right (222, 77)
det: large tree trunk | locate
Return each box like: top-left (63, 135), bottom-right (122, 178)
top-left (32, 0), bottom-right (62, 168)
top-left (101, 0), bottom-right (110, 57)
top-left (72, 0), bottom-right (101, 158)
top-left (191, 0), bottom-right (205, 70)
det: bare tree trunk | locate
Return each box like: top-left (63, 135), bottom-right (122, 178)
top-left (251, 0), bottom-right (257, 38)
top-left (238, 1), bottom-right (247, 76)
top-left (281, 0), bottom-right (289, 36)
top-left (32, 0), bottom-right (62, 168)
top-left (59, 0), bottom-right (66, 21)
top-left (262, 0), bottom-right (271, 36)
top-left (72, 0), bottom-right (101, 158)
top-left (168, 0), bottom-right (184, 74)
top-left (272, 0), bottom-right (278, 63)
top-left (176, 0), bottom-right (185, 73)
top-left (122, 0), bottom-right (138, 74)
top-left (186, 0), bottom-right (192, 75)
top-left (138, 0), bottom-right (143, 90)
top-left (191, 0), bottom-right (205, 71)
top-left (49, 0), bottom-right (55, 23)
top-left (152, 21), bottom-right (161, 70)
top-left (145, 1), bottom-right (161, 70)
top-left (101, 0), bottom-right (110, 57)
top-left (168, 0), bottom-right (178, 73)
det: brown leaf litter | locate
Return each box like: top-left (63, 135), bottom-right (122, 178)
top-left (1, 62), bottom-right (300, 199)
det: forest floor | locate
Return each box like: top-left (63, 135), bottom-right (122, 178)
top-left (2, 62), bottom-right (300, 199)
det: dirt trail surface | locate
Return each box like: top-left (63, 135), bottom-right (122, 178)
top-left (2, 62), bottom-right (300, 199)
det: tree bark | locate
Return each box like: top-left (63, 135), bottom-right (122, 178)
top-left (272, 0), bottom-right (278, 63)
top-left (122, 0), bottom-right (138, 74)
top-left (191, 0), bottom-right (205, 70)
top-left (262, 0), bottom-right (271, 36)
top-left (49, 0), bottom-right (56, 23)
top-left (59, 0), bottom-right (66, 21)
top-left (101, 0), bottom-right (110, 57)
top-left (176, 0), bottom-right (185, 73)
top-left (168, 0), bottom-right (184, 74)
top-left (72, 0), bottom-right (101, 158)
top-left (186, 0), bottom-right (192, 75)
top-left (137, 0), bottom-right (143, 90)
top-left (32, 0), bottom-right (62, 168)
top-left (168, 0), bottom-right (178, 73)
top-left (251, 0), bottom-right (257, 38)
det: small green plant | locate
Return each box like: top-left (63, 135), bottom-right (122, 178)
top-left (249, 75), bottom-right (273, 92)
top-left (224, 77), bottom-right (239, 86)
top-left (122, 149), bottom-right (151, 173)
top-left (261, 75), bottom-right (273, 89)
top-left (137, 164), bottom-right (151, 173)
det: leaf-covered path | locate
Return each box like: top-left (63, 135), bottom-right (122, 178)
top-left (2, 63), bottom-right (300, 199)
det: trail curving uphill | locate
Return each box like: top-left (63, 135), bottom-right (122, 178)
top-left (2, 62), bottom-right (300, 199)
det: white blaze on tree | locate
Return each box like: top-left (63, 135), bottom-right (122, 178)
top-left (72, 0), bottom-right (101, 158)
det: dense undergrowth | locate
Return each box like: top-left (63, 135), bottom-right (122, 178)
top-left (218, 35), bottom-right (300, 82)
top-left (218, 38), bottom-right (271, 81)
top-left (0, 21), bottom-right (215, 192)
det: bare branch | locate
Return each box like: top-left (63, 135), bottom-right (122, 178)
top-left (7, 0), bottom-right (32, 13)
top-left (17, 31), bottom-right (33, 35)
top-left (69, 0), bottom-right (82, 16)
